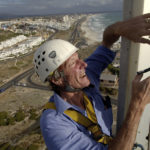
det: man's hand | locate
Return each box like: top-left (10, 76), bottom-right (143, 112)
top-left (131, 74), bottom-right (150, 108)
top-left (116, 13), bottom-right (150, 44)
top-left (102, 13), bottom-right (150, 48)
top-left (109, 74), bottom-right (150, 150)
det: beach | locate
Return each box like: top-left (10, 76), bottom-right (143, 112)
top-left (81, 12), bottom-right (122, 47)
top-left (81, 14), bottom-right (100, 45)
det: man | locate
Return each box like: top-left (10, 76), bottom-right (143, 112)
top-left (34, 13), bottom-right (150, 150)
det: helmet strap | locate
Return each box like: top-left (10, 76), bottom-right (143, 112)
top-left (51, 70), bottom-right (82, 93)
top-left (62, 73), bottom-right (82, 92)
top-left (63, 85), bottom-right (82, 92)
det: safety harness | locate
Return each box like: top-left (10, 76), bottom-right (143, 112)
top-left (44, 94), bottom-right (112, 145)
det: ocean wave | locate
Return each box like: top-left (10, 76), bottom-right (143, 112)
top-left (81, 12), bottom-right (122, 44)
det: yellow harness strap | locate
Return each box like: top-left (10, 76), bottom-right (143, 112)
top-left (43, 97), bottom-right (112, 145)
top-left (84, 94), bottom-right (97, 123)
top-left (44, 102), bottom-right (56, 110)
top-left (83, 94), bottom-right (112, 144)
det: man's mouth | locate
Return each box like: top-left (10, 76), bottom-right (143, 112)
top-left (80, 71), bottom-right (86, 78)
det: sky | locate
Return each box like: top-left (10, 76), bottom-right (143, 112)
top-left (0, 0), bottom-right (123, 16)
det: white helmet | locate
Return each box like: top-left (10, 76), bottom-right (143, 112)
top-left (33, 39), bottom-right (78, 82)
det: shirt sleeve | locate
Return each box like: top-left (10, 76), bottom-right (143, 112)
top-left (40, 110), bottom-right (108, 150)
top-left (85, 46), bottom-right (116, 88)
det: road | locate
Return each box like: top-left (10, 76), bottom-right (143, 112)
top-left (69, 17), bottom-right (86, 43)
top-left (0, 67), bottom-right (34, 93)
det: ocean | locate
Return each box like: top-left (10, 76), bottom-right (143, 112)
top-left (83, 11), bottom-right (123, 43)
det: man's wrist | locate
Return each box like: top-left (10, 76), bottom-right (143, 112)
top-left (102, 22), bottom-right (121, 48)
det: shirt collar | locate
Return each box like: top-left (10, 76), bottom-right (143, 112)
top-left (50, 92), bottom-right (90, 114)
top-left (50, 93), bottom-right (80, 114)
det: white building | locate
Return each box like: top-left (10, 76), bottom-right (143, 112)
top-left (0, 35), bottom-right (27, 50)
top-left (0, 36), bottom-right (44, 60)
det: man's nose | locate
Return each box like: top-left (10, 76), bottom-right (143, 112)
top-left (78, 59), bottom-right (87, 68)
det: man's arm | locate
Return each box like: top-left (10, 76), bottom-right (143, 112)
top-left (102, 13), bottom-right (150, 48)
top-left (109, 74), bottom-right (150, 150)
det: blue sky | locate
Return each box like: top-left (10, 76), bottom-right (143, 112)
top-left (0, 0), bottom-right (123, 15)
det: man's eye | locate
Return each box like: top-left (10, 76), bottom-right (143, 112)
top-left (69, 61), bottom-right (75, 67)
top-left (71, 62), bottom-right (75, 65)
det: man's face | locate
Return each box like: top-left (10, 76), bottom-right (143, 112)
top-left (62, 52), bottom-right (90, 89)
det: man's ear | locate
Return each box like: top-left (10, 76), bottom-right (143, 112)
top-left (51, 77), bottom-right (64, 86)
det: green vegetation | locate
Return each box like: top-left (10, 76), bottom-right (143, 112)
top-left (0, 29), bottom-right (20, 42)
top-left (0, 107), bottom-right (40, 126)
top-left (100, 86), bottom-right (118, 96)
top-left (16, 61), bottom-right (24, 66)
top-left (0, 143), bottom-right (22, 150)
top-left (0, 143), bottom-right (39, 150)
top-left (0, 143), bottom-right (9, 150)
top-left (0, 111), bottom-right (15, 126)
top-left (0, 110), bottom-right (25, 126)
top-left (0, 111), bottom-right (8, 126)
top-left (107, 64), bottom-right (120, 76)
top-left (27, 144), bottom-right (39, 150)
top-left (9, 66), bottom-right (19, 71)
top-left (7, 145), bottom-right (16, 150)
top-left (13, 146), bottom-right (24, 150)
top-left (31, 32), bottom-right (36, 36)
top-left (14, 109), bottom-right (25, 122)
top-left (6, 117), bottom-right (15, 125)
top-left (29, 109), bottom-right (38, 120)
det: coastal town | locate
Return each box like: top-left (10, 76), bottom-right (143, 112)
top-left (0, 14), bottom-right (120, 150)
top-left (0, 14), bottom-right (85, 61)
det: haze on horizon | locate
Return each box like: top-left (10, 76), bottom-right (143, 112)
top-left (0, 0), bottom-right (123, 16)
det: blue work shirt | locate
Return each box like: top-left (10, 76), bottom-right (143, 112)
top-left (40, 46), bottom-right (116, 150)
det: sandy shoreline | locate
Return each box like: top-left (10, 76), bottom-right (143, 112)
top-left (81, 14), bottom-right (99, 45)
top-left (80, 14), bottom-right (121, 50)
